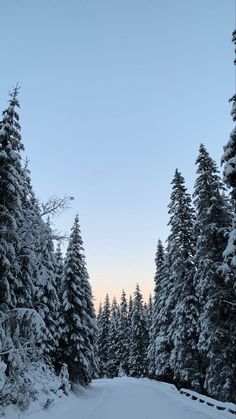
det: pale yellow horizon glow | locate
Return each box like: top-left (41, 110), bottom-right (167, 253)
top-left (90, 269), bottom-right (155, 311)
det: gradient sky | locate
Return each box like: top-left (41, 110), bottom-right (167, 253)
top-left (0, 0), bottom-right (235, 307)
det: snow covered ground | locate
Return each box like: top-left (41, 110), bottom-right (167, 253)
top-left (5, 377), bottom-right (234, 419)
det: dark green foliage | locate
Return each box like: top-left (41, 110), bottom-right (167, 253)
top-left (193, 145), bottom-right (235, 401)
top-left (60, 215), bottom-right (98, 385)
top-left (148, 240), bottom-right (165, 378)
top-left (128, 285), bottom-right (148, 377)
top-left (167, 170), bottom-right (200, 390)
top-left (0, 87), bottom-right (24, 311)
top-left (107, 298), bottom-right (120, 377)
top-left (97, 294), bottom-right (110, 377)
top-left (116, 290), bottom-right (129, 375)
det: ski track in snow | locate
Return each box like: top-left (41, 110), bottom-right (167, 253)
top-left (14, 377), bottom-right (233, 419)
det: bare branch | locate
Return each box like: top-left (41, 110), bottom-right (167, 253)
top-left (51, 230), bottom-right (70, 242)
top-left (41, 195), bottom-right (74, 217)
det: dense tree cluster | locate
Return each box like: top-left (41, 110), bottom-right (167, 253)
top-left (0, 88), bottom-right (97, 409)
top-left (97, 287), bottom-right (151, 379)
top-left (148, 146), bottom-right (235, 403)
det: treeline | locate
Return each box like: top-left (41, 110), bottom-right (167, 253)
top-left (97, 144), bottom-right (236, 403)
top-left (149, 148), bottom-right (235, 403)
top-left (0, 88), bottom-right (97, 409)
top-left (97, 287), bottom-right (152, 378)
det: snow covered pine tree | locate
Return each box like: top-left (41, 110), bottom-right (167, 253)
top-left (129, 285), bottom-right (148, 377)
top-left (167, 170), bottom-right (200, 390)
top-left (0, 87), bottom-right (25, 311)
top-left (97, 294), bottom-right (110, 377)
top-left (107, 298), bottom-right (120, 377)
top-left (193, 144), bottom-right (234, 401)
top-left (60, 215), bottom-right (97, 385)
top-left (222, 29), bottom-right (236, 271)
top-left (148, 240), bottom-right (164, 378)
top-left (116, 290), bottom-right (129, 376)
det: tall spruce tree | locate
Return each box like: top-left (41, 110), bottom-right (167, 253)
top-left (148, 240), bottom-right (165, 377)
top-left (97, 294), bottom-right (110, 377)
top-left (116, 289), bottom-right (129, 375)
top-left (222, 30), bottom-right (236, 272)
top-left (61, 215), bottom-right (97, 385)
top-left (193, 145), bottom-right (234, 401)
top-left (153, 243), bottom-right (177, 382)
top-left (128, 285), bottom-right (148, 377)
top-left (0, 87), bottom-right (25, 311)
top-left (167, 170), bottom-right (200, 390)
top-left (221, 32), bottom-right (236, 374)
top-left (107, 298), bottom-right (120, 377)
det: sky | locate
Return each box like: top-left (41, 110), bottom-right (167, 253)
top-left (0, 0), bottom-right (235, 307)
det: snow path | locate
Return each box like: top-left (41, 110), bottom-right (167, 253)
top-left (18, 377), bottom-right (232, 419)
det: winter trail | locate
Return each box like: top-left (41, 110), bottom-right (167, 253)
top-left (25, 377), bottom-right (232, 419)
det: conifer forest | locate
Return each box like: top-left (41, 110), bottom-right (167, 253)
top-left (0, 16), bottom-right (236, 419)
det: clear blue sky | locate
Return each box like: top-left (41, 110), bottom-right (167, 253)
top-left (1, 0), bottom-right (234, 305)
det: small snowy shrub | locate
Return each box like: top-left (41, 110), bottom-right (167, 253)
top-left (59, 363), bottom-right (71, 395)
top-left (0, 308), bottom-right (65, 410)
top-left (10, 361), bottom-right (63, 410)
